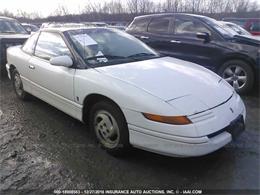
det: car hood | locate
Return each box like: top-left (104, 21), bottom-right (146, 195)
top-left (96, 57), bottom-right (233, 113)
top-left (233, 35), bottom-right (260, 46)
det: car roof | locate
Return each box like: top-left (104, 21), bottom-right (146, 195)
top-left (40, 26), bottom-right (108, 33)
top-left (223, 18), bottom-right (260, 20)
top-left (0, 16), bottom-right (17, 21)
top-left (134, 13), bottom-right (210, 20)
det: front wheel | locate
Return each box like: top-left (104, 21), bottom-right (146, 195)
top-left (89, 101), bottom-right (130, 156)
top-left (12, 69), bottom-right (30, 100)
top-left (218, 60), bottom-right (254, 94)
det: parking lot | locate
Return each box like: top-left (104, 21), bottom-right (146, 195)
top-left (0, 75), bottom-right (259, 193)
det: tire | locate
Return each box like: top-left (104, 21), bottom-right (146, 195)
top-left (0, 66), bottom-right (7, 77)
top-left (11, 69), bottom-right (30, 100)
top-left (218, 60), bottom-right (254, 94)
top-left (89, 101), bottom-right (130, 156)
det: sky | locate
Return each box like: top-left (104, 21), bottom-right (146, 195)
top-left (0, 0), bottom-right (259, 17)
top-left (0, 0), bottom-right (112, 17)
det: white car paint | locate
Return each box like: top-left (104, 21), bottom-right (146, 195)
top-left (6, 33), bottom-right (246, 157)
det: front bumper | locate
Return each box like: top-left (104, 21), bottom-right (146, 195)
top-left (123, 93), bottom-right (246, 157)
top-left (129, 124), bottom-right (232, 157)
top-left (128, 113), bottom-right (245, 157)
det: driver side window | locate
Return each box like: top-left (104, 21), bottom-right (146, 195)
top-left (35, 32), bottom-right (71, 61)
top-left (174, 18), bottom-right (211, 36)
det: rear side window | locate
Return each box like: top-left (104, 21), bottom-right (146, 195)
top-left (174, 18), bottom-right (211, 36)
top-left (35, 32), bottom-right (71, 60)
top-left (22, 32), bottom-right (39, 54)
top-left (128, 18), bottom-right (149, 32)
top-left (148, 17), bottom-right (171, 34)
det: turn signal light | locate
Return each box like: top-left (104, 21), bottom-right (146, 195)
top-left (142, 113), bottom-right (192, 125)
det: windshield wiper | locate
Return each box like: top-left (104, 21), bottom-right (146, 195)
top-left (127, 53), bottom-right (156, 58)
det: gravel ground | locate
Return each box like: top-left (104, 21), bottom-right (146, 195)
top-left (0, 75), bottom-right (259, 195)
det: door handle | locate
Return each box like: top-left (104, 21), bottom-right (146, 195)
top-left (140, 36), bottom-right (149, 39)
top-left (170, 40), bottom-right (181, 43)
top-left (29, 65), bottom-right (35, 70)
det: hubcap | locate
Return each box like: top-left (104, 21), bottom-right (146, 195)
top-left (222, 65), bottom-right (247, 90)
top-left (94, 110), bottom-right (120, 149)
top-left (14, 73), bottom-right (23, 96)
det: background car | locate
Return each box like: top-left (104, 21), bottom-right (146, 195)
top-left (126, 13), bottom-right (260, 94)
top-left (0, 16), bottom-right (29, 74)
top-left (21, 23), bottom-right (39, 33)
top-left (90, 22), bottom-right (108, 27)
top-left (108, 25), bottom-right (126, 31)
top-left (223, 18), bottom-right (260, 36)
top-left (40, 22), bottom-right (88, 29)
top-left (6, 27), bottom-right (245, 157)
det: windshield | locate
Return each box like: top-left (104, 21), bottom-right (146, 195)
top-left (223, 22), bottom-right (250, 36)
top-left (66, 28), bottom-right (159, 67)
top-left (0, 19), bottom-right (28, 34)
top-left (204, 18), bottom-right (237, 37)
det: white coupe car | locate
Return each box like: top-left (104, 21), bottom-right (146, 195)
top-left (6, 27), bottom-right (246, 157)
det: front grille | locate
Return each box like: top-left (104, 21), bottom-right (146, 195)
top-left (207, 115), bottom-right (244, 139)
top-left (207, 127), bottom-right (227, 138)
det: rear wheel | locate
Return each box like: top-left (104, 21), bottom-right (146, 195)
top-left (89, 101), bottom-right (130, 156)
top-left (12, 69), bottom-right (30, 100)
top-left (218, 60), bottom-right (254, 94)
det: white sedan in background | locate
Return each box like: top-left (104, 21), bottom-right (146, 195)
top-left (6, 27), bottom-right (246, 157)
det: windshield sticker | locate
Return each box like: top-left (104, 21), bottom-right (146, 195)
top-left (96, 51), bottom-right (104, 56)
top-left (95, 51), bottom-right (108, 62)
top-left (97, 57), bottom-right (108, 63)
top-left (73, 34), bottom-right (98, 46)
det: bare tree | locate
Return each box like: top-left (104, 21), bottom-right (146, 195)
top-left (127, 0), bottom-right (138, 14)
top-left (53, 5), bottom-right (70, 16)
top-left (0, 9), bottom-right (15, 18)
top-left (2, 0), bottom-right (260, 23)
top-left (248, 0), bottom-right (259, 11)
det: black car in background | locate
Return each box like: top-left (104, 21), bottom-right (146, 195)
top-left (0, 16), bottom-right (29, 74)
top-left (126, 13), bottom-right (260, 93)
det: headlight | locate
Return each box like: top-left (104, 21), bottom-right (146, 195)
top-left (142, 113), bottom-right (192, 125)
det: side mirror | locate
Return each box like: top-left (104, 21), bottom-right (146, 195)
top-left (196, 32), bottom-right (211, 43)
top-left (50, 55), bottom-right (73, 67)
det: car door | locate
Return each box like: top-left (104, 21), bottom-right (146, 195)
top-left (144, 16), bottom-right (174, 54)
top-left (14, 32), bottom-right (39, 93)
top-left (28, 31), bottom-right (75, 105)
top-left (127, 17), bottom-right (151, 44)
top-left (168, 16), bottom-right (222, 70)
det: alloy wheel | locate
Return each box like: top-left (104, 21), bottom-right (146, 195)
top-left (222, 65), bottom-right (247, 90)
